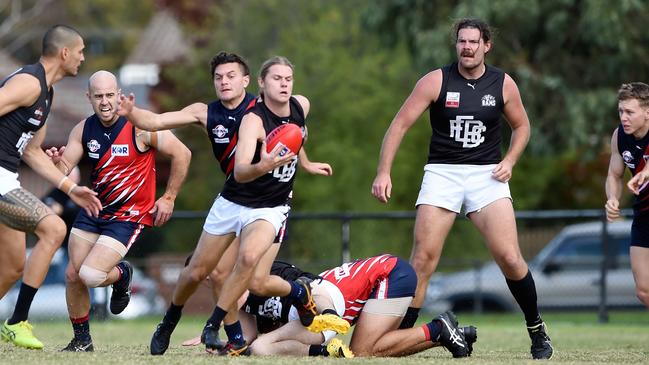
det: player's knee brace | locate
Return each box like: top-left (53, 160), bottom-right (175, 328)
top-left (79, 265), bottom-right (108, 287)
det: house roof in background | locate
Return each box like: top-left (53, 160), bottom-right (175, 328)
top-left (126, 10), bottom-right (190, 65)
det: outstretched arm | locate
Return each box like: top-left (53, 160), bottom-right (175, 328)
top-left (372, 70), bottom-right (440, 203)
top-left (605, 129), bottom-right (625, 222)
top-left (143, 130), bottom-right (191, 226)
top-left (118, 92), bottom-right (207, 131)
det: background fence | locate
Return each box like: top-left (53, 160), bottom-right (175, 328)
top-left (0, 209), bottom-right (641, 323)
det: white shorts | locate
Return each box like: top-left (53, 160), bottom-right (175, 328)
top-left (415, 164), bottom-right (511, 214)
top-left (203, 195), bottom-right (290, 237)
top-left (0, 167), bottom-right (21, 195)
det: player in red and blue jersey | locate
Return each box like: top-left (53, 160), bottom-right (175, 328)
top-left (606, 82), bottom-right (649, 310)
top-left (47, 70), bottom-right (190, 352)
top-left (250, 254), bottom-right (476, 358)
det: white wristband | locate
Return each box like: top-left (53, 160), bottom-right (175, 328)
top-left (57, 176), bottom-right (69, 189)
top-left (66, 183), bottom-right (78, 195)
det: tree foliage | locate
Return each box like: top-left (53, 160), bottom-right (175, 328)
top-left (145, 0), bottom-right (642, 260)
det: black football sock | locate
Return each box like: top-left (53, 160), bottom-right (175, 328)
top-left (7, 283), bottom-right (38, 325)
top-left (206, 306), bottom-right (227, 328)
top-left (71, 314), bottom-right (91, 342)
top-left (163, 303), bottom-right (184, 326)
top-left (506, 270), bottom-right (542, 327)
top-left (224, 321), bottom-right (244, 346)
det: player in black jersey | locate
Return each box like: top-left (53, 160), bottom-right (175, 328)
top-left (119, 54), bottom-right (339, 356)
top-left (371, 18), bottom-right (552, 360)
top-left (196, 56), bottom-right (336, 356)
top-left (0, 25), bottom-right (101, 350)
top-left (606, 82), bottom-right (649, 309)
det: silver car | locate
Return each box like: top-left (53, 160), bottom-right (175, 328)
top-left (424, 220), bottom-right (642, 313)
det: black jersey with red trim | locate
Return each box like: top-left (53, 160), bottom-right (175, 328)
top-left (617, 124), bottom-right (649, 216)
top-left (319, 254), bottom-right (399, 325)
top-left (0, 63), bottom-right (53, 173)
top-left (220, 96), bottom-right (305, 208)
top-left (81, 115), bottom-right (156, 226)
top-left (427, 63), bottom-right (505, 164)
top-left (206, 93), bottom-right (256, 178)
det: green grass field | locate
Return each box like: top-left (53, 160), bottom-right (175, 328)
top-left (1, 311), bottom-right (648, 364)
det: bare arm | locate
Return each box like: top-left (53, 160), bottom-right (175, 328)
top-left (605, 129), bottom-right (625, 221)
top-left (233, 113), bottom-right (295, 183)
top-left (141, 129), bottom-right (192, 226)
top-left (22, 125), bottom-right (101, 216)
top-left (50, 121), bottom-right (86, 174)
top-left (298, 147), bottom-right (332, 176)
top-left (371, 70), bottom-right (441, 202)
top-left (495, 73), bottom-right (531, 182)
top-left (118, 93), bottom-right (207, 131)
top-left (0, 73), bottom-right (40, 117)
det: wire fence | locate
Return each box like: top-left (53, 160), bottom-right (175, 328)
top-left (0, 209), bottom-right (640, 324)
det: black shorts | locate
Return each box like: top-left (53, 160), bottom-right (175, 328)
top-left (631, 214), bottom-right (649, 248)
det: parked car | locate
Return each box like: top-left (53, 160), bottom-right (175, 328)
top-left (0, 248), bottom-right (165, 319)
top-left (424, 220), bottom-right (642, 313)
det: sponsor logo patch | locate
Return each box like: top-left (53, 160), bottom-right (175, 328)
top-left (87, 139), bottom-right (101, 152)
top-left (445, 92), bottom-right (460, 108)
top-left (111, 144), bottom-right (129, 156)
top-left (622, 150), bottom-right (635, 169)
top-left (212, 124), bottom-right (230, 143)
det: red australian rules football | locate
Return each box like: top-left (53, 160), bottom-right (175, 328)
top-left (265, 123), bottom-right (303, 156)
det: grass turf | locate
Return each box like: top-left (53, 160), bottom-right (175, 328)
top-left (1, 311), bottom-right (647, 364)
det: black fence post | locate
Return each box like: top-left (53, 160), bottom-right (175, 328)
top-left (598, 214), bottom-right (610, 324)
top-left (341, 217), bottom-right (351, 264)
top-left (472, 259), bottom-right (483, 315)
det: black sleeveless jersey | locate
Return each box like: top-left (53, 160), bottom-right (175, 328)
top-left (427, 63), bottom-right (505, 164)
top-left (0, 63), bottom-right (53, 173)
top-left (616, 125), bottom-right (649, 216)
top-left (220, 96), bottom-right (306, 208)
top-left (206, 93), bottom-right (256, 178)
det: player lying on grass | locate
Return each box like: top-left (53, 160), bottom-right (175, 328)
top-left (183, 254), bottom-right (477, 358)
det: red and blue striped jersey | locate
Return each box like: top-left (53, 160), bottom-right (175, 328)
top-left (81, 115), bottom-right (156, 226)
top-left (319, 254), bottom-right (399, 324)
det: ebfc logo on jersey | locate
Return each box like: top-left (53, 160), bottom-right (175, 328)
top-left (212, 124), bottom-right (230, 143)
top-left (445, 92), bottom-right (460, 108)
top-left (481, 94), bottom-right (496, 107)
top-left (449, 115), bottom-right (486, 148)
top-left (622, 150), bottom-right (635, 169)
top-left (111, 144), bottom-right (129, 156)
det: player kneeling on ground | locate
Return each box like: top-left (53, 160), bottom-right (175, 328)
top-left (249, 254), bottom-right (476, 358)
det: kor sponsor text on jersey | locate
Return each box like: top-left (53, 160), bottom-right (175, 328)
top-left (86, 140), bottom-right (130, 159)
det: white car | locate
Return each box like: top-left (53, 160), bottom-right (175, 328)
top-left (0, 248), bottom-right (165, 320)
top-left (424, 220), bottom-right (642, 313)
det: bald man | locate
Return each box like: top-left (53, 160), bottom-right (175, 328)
top-left (46, 70), bottom-right (191, 352)
top-left (0, 25), bottom-right (102, 350)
